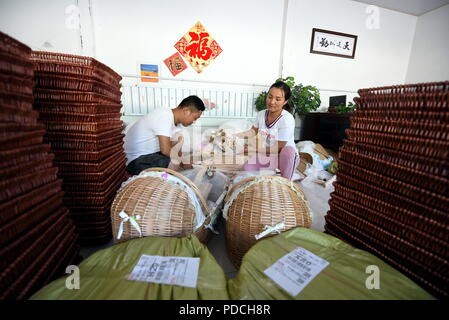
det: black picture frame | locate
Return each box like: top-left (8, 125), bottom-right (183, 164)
top-left (310, 28), bottom-right (358, 59)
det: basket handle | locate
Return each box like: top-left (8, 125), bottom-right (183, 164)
top-left (224, 175), bottom-right (306, 202)
top-left (142, 167), bottom-right (211, 215)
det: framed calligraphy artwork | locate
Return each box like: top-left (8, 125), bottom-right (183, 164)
top-left (175, 21), bottom-right (222, 73)
top-left (310, 28), bottom-right (357, 59)
top-left (163, 52), bottom-right (188, 77)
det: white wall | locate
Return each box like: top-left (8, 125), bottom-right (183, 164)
top-left (406, 4), bottom-right (449, 83)
top-left (0, 0), bottom-right (86, 54)
top-left (91, 0), bottom-right (284, 86)
top-left (283, 0), bottom-right (417, 95)
top-left (0, 0), bottom-right (422, 89)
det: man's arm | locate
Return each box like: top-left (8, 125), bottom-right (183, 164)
top-left (158, 135), bottom-right (173, 157)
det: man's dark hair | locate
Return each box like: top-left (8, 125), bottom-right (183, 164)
top-left (179, 95), bottom-right (205, 111)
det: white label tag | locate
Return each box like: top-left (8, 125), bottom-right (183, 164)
top-left (127, 255), bottom-right (200, 288)
top-left (264, 247), bottom-right (329, 297)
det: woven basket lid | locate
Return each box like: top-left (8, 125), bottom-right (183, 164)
top-left (224, 175), bottom-right (313, 267)
top-left (111, 167), bottom-right (211, 243)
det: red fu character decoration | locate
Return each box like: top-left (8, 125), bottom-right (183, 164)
top-left (175, 21), bottom-right (222, 74)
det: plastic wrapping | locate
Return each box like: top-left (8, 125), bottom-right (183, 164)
top-left (30, 235), bottom-right (229, 300)
top-left (228, 227), bottom-right (435, 300)
top-left (180, 165), bottom-right (230, 229)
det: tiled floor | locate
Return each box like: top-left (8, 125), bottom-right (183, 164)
top-left (79, 180), bottom-right (333, 279)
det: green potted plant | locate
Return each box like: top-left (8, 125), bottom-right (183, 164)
top-left (335, 101), bottom-right (356, 114)
top-left (255, 76), bottom-right (321, 117)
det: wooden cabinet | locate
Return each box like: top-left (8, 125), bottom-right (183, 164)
top-left (300, 112), bottom-right (351, 152)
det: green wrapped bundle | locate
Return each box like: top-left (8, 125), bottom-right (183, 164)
top-left (228, 228), bottom-right (434, 300)
top-left (31, 235), bottom-right (229, 300)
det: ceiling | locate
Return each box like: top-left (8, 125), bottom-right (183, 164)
top-left (352, 0), bottom-right (449, 15)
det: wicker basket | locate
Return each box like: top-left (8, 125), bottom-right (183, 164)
top-left (34, 72), bottom-right (122, 101)
top-left (54, 151), bottom-right (125, 173)
top-left (0, 168), bottom-right (58, 204)
top-left (352, 109), bottom-right (449, 123)
top-left (0, 144), bottom-right (50, 170)
top-left (1, 222), bottom-right (78, 300)
top-left (62, 165), bottom-right (126, 192)
top-left (0, 191), bottom-right (64, 246)
top-left (224, 175), bottom-right (313, 267)
top-left (350, 116), bottom-right (449, 141)
top-left (0, 208), bottom-right (66, 279)
top-left (357, 82), bottom-right (449, 96)
top-left (329, 198), bottom-right (449, 258)
top-left (33, 101), bottom-right (122, 115)
top-left (345, 129), bottom-right (449, 159)
top-left (0, 153), bottom-right (54, 180)
top-left (0, 73), bottom-right (34, 95)
top-left (111, 167), bottom-right (212, 244)
top-left (68, 210), bottom-right (112, 224)
top-left (338, 150), bottom-right (449, 196)
top-left (330, 193), bottom-right (449, 241)
top-left (0, 92), bottom-right (34, 112)
top-left (333, 181), bottom-right (447, 226)
top-left (354, 93), bottom-right (449, 113)
top-left (324, 216), bottom-right (448, 298)
top-left (0, 179), bottom-right (63, 226)
top-left (0, 31), bottom-right (32, 59)
top-left (52, 143), bottom-right (124, 162)
top-left (31, 51), bottom-right (122, 88)
top-left (0, 104), bottom-right (38, 124)
top-left (34, 88), bottom-right (120, 104)
top-left (45, 133), bottom-right (124, 151)
top-left (0, 52), bottom-right (34, 77)
top-left (342, 140), bottom-right (449, 178)
top-left (337, 160), bottom-right (449, 210)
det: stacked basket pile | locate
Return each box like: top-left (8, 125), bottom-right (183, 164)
top-left (30, 51), bottom-right (127, 245)
top-left (0, 32), bottom-right (79, 299)
top-left (325, 81), bottom-right (449, 298)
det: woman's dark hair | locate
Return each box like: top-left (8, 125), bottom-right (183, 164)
top-left (269, 81), bottom-right (292, 113)
top-left (179, 95), bottom-right (205, 111)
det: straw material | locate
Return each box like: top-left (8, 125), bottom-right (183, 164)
top-left (224, 175), bottom-right (312, 267)
top-left (0, 73), bottom-right (34, 95)
top-left (34, 72), bottom-right (122, 100)
top-left (33, 101), bottom-right (122, 115)
top-left (0, 31), bottom-right (32, 59)
top-left (0, 52), bottom-right (34, 77)
top-left (31, 51), bottom-right (122, 87)
top-left (0, 144), bottom-right (50, 170)
top-left (297, 152), bottom-right (313, 173)
top-left (111, 168), bottom-right (211, 244)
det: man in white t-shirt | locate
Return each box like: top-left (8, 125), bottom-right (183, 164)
top-left (124, 95), bottom-right (205, 175)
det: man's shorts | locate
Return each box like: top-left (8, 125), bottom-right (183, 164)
top-left (126, 152), bottom-right (170, 175)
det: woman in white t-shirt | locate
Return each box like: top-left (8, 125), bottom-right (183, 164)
top-left (229, 81), bottom-right (299, 180)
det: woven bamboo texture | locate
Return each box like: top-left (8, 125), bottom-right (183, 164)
top-left (31, 50), bottom-right (122, 87)
top-left (325, 80), bottom-right (449, 298)
top-left (34, 72), bottom-right (122, 100)
top-left (33, 101), bottom-right (122, 114)
top-left (111, 167), bottom-right (211, 244)
top-left (1, 34), bottom-right (80, 300)
top-left (225, 175), bottom-right (312, 268)
top-left (0, 31), bottom-right (32, 59)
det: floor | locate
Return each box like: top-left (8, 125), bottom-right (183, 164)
top-left (79, 180), bottom-right (333, 279)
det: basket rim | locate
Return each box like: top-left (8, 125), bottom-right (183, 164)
top-left (141, 167), bottom-right (211, 214)
top-left (224, 175), bottom-right (306, 202)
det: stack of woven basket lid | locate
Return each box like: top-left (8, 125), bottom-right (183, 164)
top-left (325, 81), bottom-right (449, 298)
top-left (30, 51), bottom-right (127, 245)
top-left (0, 31), bottom-right (80, 299)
